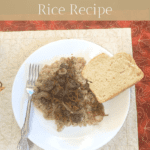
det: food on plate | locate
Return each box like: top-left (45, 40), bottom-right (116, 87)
top-left (82, 52), bottom-right (144, 103)
top-left (32, 57), bottom-right (107, 132)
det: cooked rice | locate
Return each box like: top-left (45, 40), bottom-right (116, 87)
top-left (32, 57), bottom-right (107, 132)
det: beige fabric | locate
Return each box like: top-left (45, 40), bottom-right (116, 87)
top-left (0, 28), bottom-right (139, 150)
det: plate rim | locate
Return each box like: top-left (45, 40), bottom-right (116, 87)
top-left (11, 39), bottom-right (130, 150)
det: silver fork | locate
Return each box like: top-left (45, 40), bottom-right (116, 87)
top-left (17, 64), bottom-right (39, 150)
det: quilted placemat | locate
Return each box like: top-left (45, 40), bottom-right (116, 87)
top-left (0, 28), bottom-right (138, 150)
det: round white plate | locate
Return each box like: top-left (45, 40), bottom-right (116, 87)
top-left (12, 39), bottom-right (130, 150)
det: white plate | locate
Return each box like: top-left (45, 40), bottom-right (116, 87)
top-left (12, 39), bottom-right (130, 150)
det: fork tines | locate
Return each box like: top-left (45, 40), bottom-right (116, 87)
top-left (28, 64), bottom-right (39, 86)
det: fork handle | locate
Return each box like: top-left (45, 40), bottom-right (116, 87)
top-left (21, 93), bottom-right (32, 137)
top-left (18, 94), bottom-right (32, 150)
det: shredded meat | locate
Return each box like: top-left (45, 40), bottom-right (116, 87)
top-left (32, 57), bottom-right (107, 132)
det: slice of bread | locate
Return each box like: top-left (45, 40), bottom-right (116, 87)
top-left (82, 52), bottom-right (144, 103)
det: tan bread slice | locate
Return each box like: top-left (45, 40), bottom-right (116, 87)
top-left (82, 52), bottom-right (144, 103)
top-left (83, 53), bottom-right (110, 82)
